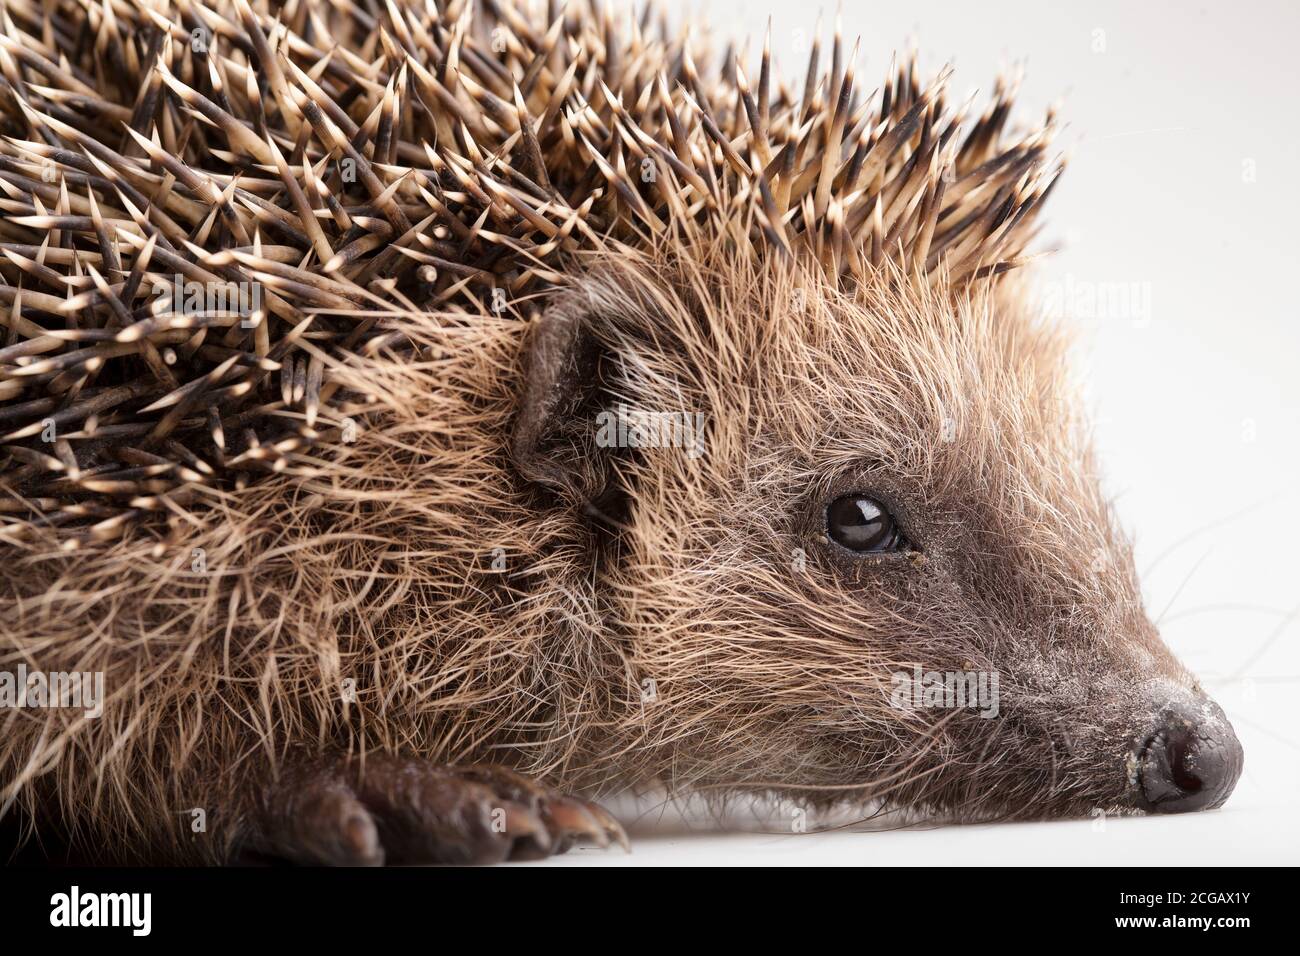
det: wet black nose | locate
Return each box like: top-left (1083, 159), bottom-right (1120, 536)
top-left (1135, 700), bottom-right (1243, 813)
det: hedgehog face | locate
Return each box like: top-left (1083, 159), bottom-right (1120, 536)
top-left (521, 250), bottom-right (1241, 821)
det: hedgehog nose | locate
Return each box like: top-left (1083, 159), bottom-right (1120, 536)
top-left (1134, 699), bottom-right (1243, 814)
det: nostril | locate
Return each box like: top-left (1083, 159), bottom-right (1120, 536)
top-left (1135, 701), bottom-right (1243, 814)
top-left (1165, 733), bottom-right (1203, 795)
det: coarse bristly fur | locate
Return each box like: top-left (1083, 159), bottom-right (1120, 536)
top-left (0, 0), bottom-right (1233, 863)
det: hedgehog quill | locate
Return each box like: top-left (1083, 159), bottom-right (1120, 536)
top-left (0, 0), bottom-right (1242, 865)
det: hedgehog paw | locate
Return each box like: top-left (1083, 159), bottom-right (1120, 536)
top-left (248, 758), bottom-right (626, 866)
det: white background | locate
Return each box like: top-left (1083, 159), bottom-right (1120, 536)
top-left (530, 0), bottom-right (1300, 865)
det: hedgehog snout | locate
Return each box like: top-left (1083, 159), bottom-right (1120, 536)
top-left (1131, 696), bottom-right (1243, 814)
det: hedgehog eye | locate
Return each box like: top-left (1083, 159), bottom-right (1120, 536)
top-left (826, 494), bottom-right (906, 553)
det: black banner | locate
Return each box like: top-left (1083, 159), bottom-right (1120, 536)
top-left (0, 865), bottom-right (1285, 942)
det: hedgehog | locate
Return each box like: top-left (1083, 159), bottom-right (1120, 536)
top-left (0, 0), bottom-right (1243, 865)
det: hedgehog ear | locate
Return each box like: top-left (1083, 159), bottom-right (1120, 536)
top-left (510, 294), bottom-right (612, 504)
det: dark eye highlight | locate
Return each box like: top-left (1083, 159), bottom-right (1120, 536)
top-left (826, 494), bottom-right (907, 553)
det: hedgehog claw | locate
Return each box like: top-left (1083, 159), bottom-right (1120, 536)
top-left (502, 801), bottom-right (554, 861)
top-left (583, 800), bottom-right (631, 852)
top-left (453, 764), bottom-right (628, 855)
top-left (249, 758), bottom-right (626, 865)
top-left (544, 797), bottom-right (611, 850)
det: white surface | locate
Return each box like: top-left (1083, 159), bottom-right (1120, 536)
top-left (528, 805), bottom-right (1296, 867)
top-left (528, 0), bottom-right (1300, 866)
